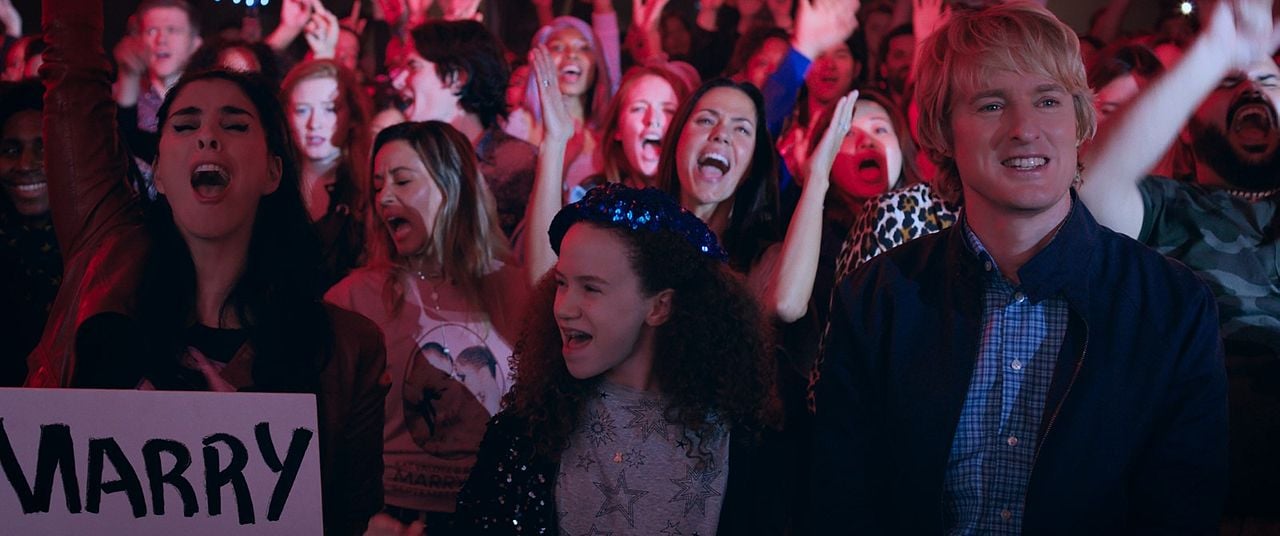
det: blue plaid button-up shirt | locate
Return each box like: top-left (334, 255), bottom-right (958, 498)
top-left (942, 222), bottom-right (1069, 535)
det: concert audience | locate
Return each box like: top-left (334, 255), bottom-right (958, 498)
top-left (10, 0), bottom-right (1280, 532)
top-left (30, 1), bottom-right (388, 534)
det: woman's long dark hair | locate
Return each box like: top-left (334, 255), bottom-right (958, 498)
top-left (138, 69), bottom-right (332, 393)
top-left (656, 78), bottom-right (781, 272)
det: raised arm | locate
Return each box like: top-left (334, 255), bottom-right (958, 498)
top-left (524, 46), bottom-right (574, 287)
top-left (625, 0), bottom-right (671, 65)
top-left (763, 90), bottom-right (856, 323)
top-left (0, 0), bottom-right (21, 39)
top-left (1079, 0), bottom-right (1280, 238)
top-left (110, 34), bottom-right (148, 108)
top-left (591, 0), bottom-right (623, 95)
top-left (910, 0), bottom-right (948, 54)
top-left (42, 0), bottom-right (136, 255)
top-left (303, 1), bottom-right (341, 60)
top-left (763, 0), bottom-right (859, 136)
top-left (265, 0), bottom-right (314, 53)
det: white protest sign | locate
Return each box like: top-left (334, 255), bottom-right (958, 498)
top-left (0, 388), bottom-right (323, 535)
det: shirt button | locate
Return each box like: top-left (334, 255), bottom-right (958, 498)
top-left (1001, 509), bottom-right (1012, 521)
top-left (1007, 435), bottom-right (1019, 447)
top-left (1011, 360), bottom-right (1023, 371)
top-left (984, 261), bottom-right (994, 272)
top-left (1013, 291), bottom-right (1027, 303)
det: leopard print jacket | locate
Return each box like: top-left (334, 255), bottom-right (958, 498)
top-left (833, 183), bottom-right (961, 284)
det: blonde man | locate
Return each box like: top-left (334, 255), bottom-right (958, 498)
top-left (810, 2), bottom-right (1227, 533)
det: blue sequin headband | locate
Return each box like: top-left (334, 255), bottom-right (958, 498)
top-left (549, 184), bottom-right (729, 262)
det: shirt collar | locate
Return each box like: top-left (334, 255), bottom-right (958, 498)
top-left (959, 190), bottom-right (1096, 303)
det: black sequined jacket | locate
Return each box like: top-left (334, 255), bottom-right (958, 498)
top-left (451, 412), bottom-right (802, 535)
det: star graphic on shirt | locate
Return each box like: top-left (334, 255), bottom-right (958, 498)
top-left (576, 453), bottom-right (597, 471)
top-left (584, 525), bottom-right (613, 536)
top-left (594, 469), bottom-right (649, 527)
top-left (669, 464), bottom-right (723, 517)
top-left (660, 520), bottom-right (684, 535)
top-left (622, 396), bottom-right (670, 441)
top-left (624, 447), bottom-right (647, 468)
top-left (585, 408), bottom-right (618, 447)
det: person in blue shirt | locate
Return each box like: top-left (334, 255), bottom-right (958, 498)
top-left (810, 2), bottom-right (1229, 533)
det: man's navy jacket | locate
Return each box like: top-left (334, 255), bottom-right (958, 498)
top-left (810, 199), bottom-right (1228, 534)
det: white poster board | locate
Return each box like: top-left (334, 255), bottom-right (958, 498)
top-left (0, 388), bottom-right (323, 535)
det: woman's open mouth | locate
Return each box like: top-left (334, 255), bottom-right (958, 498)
top-left (190, 164), bottom-right (231, 203)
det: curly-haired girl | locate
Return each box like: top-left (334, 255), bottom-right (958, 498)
top-left (453, 184), bottom-right (788, 535)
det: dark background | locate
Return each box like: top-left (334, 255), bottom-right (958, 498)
top-left (10, 0), bottom-right (357, 52)
top-left (6, 1), bottom-right (1168, 52)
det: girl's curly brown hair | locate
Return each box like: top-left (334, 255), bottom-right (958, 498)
top-left (503, 221), bottom-right (782, 461)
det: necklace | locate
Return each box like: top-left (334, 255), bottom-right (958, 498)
top-left (414, 270), bottom-right (446, 311)
top-left (1224, 186), bottom-right (1280, 203)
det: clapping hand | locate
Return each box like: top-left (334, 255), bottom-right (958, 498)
top-left (806, 90), bottom-right (859, 191)
top-left (532, 45), bottom-right (575, 145)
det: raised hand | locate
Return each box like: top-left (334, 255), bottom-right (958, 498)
top-left (344, 0), bottom-right (369, 35)
top-left (807, 90), bottom-right (858, 190)
top-left (1204, 0), bottom-right (1280, 71)
top-left (183, 348), bottom-right (237, 392)
top-left (633, 0), bottom-right (672, 30)
top-left (113, 34), bottom-right (150, 79)
top-left (532, 45), bottom-right (575, 145)
top-left (305, 1), bottom-right (341, 59)
top-left (793, 0), bottom-right (860, 59)
top-left (441, 0), bottom-right (483, 21)
top-left (280, 0), bottom-right (314, 33)
top-left (266, 0), bottom-right (314, 51)
top-left (912, 0), bottom-right (949, 43)
top-left (0, 0), bottom-right (21, 38)
top-left (525, 45), bottom-right (578, 284)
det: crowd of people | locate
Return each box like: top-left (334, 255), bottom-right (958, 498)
top-left (2, 0), bottom-right (1278, 533)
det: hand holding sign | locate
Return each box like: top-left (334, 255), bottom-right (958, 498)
top-left (183, 347), bottom-right (237, 392)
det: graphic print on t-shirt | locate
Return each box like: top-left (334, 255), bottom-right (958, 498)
top-left (402, 323), bottom-right (506, 452)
